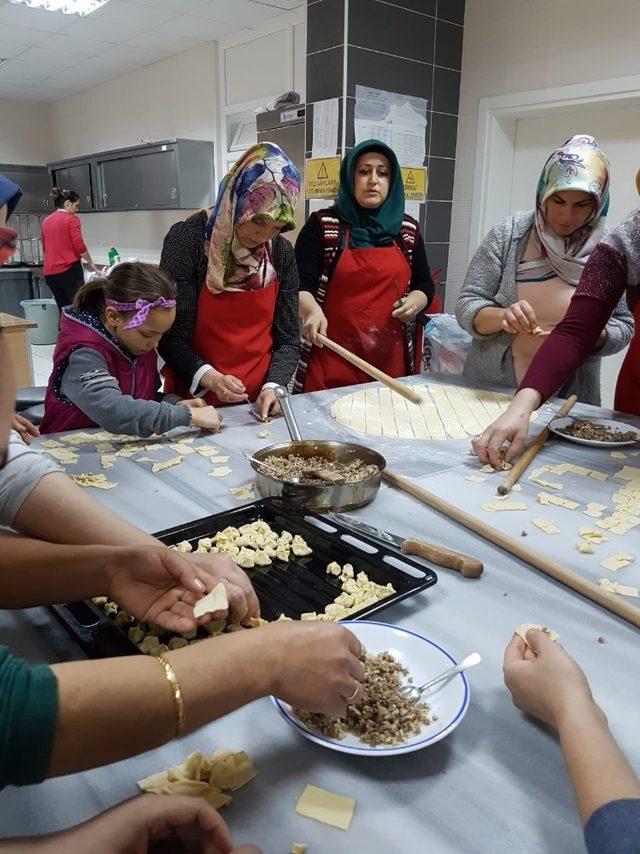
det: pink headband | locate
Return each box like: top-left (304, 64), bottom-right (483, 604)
top-left (106, 297), bottom-right (176, 329)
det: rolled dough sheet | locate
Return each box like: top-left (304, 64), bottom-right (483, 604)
top-left (329, 382), bottom-right (534, 441)
top-left (295, 784), bottom-right (355, 831)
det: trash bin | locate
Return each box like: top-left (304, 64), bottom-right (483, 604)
top-left (20, 299), bottom-right (60, 345)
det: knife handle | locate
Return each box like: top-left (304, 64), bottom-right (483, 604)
top-left (400, 539), bottom-right (484, 578)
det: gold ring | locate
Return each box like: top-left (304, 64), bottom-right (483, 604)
top-left (344, 682), bottom-right (360, 703)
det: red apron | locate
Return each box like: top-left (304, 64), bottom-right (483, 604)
top-left (164, 277), bottom-right (279, 407)
top-left (303, 232), bottom-right (411, 392)
top-left (614, 299), bottom-right (640, 416)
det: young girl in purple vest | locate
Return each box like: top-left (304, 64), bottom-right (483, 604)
top-left (41, 262), bottom-right (221, 436)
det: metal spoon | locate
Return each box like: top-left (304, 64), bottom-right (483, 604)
top-left (399, 652), bottom-right (481, 702)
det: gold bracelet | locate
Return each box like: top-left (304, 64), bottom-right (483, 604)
top-left (156, 654), bottom-right (186, 737)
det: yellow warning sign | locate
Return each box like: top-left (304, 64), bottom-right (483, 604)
top-left (401, 166), bottom-right (428, 202)
top-left (306, 156), bottom-right (341, 199)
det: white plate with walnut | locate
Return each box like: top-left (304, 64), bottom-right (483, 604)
top-left (272, 621), bottom-right (471, 757)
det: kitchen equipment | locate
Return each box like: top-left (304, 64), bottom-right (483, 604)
top-left (498, 395), bottom-right (578, 495)
top-left (273, 620), bottom-right (470, 757)
top-left (50, 498), bottom-right (438, 658)
top-left (399, 651), bottom-right (481, 701)
top-left (316, 333), bottom-right (423, 405)
top-left (250, 386), bottom-right (386, 512)
top-left (382, 467), bottom-right (640, 629)
top-left (327, 514), bottom-right (483, 577)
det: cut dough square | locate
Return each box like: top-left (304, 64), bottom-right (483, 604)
top-left (295, 784), bottom-right (355, 831)
top-left (614, 465), bottom-right (640, 482)
top-left (197, 446), bottom-right (220, 457)
top-left (481, 501), bottom-right (527, 512)
top-left (465, 475), bottom-right (485, 483)
top-left (152, 455), bottom-right (183, 473)
top-left (610, 451), bottom-right (627, 459)
top-left (589, 470), bottom-right (608, 481)
top-left (95, 442), bottom-right (114, 453)
top-left (480, 464), bottom-right (495, 473)
top-left (193, 583), bottom-right (229, 619)
top-left (170, 443), bottom-right (196, 455)
top-left (531, 478), bottom-right (563, 490)
top-left (41, 439), bottom-right (64, 449)
top-left (576, 542), bottom-right (594, 554)
top-left (529, 465), bottom-right (551, 480)
top-left (209, 455), bottom-right (230, 464)
top-left (549, 463), bottom-right (573, 476)
top-left (583, 502), bottom-right (607, 518)
top-left (515, 622), bottom-right (559, 646)
top-left (579, 528), bottom-right (608, 544)
top-left (536, 492), bottom-right (580, 510)
top-left (600, 553), bottom-right (635, 572)
top-left (209, 466), bottom-right (232, 477)
top-left (531, 518), bottom-right (561, 534)
top-left (568, 465), bottom-right (591, 476)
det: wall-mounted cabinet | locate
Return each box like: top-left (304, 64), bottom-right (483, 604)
top-left (48, 139), bottom-right (215, 213)
top-left (0, 164), bottom-right (53, 214)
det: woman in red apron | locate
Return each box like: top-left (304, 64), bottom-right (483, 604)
top-left (293, 140), bottom-right (434, 393)
top-left (159, 143), bottom-right (301, 419)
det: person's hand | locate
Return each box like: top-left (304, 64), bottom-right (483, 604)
top-left (303, 304), bottom-right (328, 345)
top-left (176, 398), bottom-right (207, 410)
top-left (185, 552), bottom-right (261, 624)
top-left (503, 630), bottom-right (599, 731)
top-left (36, 793), bottom-right (261, 854)
top-left (392, 291), bottom-right (428, 323)
top-left (103, 545), bottom-right (213, 633)
top-left (253, 387), bottom-right (281, 420)
top-left (202, 369), bottom-right (248, 404)
top-left (265, 621), bottom-right (366, 717)
top-left (11, 412), bottom-right (39, 445)
top-left (189, 405), bottom-right (223, 433)
top-left (502, 300), bottom-right (538, 334)
top-left (471, 389), bottom-right (541, 468)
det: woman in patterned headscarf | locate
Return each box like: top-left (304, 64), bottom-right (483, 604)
top-left (160, 142), bottom-right (301, 419)
top-left (456, 134), bottom-right (632, 405)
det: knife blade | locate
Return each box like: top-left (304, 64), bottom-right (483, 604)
top-left (327, 514), bottom-right (484, 578)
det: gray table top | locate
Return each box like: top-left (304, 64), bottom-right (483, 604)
top-left (2, 377), bottom-right (639, 853)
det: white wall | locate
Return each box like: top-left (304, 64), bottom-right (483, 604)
top-left (447, 0), bottom-right (640, 311)
top-left (45, 42), bottom-right (219, 261)
top-left (0, 99), bottom-right (53, 165)
top-left (48, 43), bottom-right (218, 161)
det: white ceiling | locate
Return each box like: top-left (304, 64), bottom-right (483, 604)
top-left (0, 0), bottom-right (303, 102)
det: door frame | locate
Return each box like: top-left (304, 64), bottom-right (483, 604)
top-left (469, 73), bottom-right (640, 258)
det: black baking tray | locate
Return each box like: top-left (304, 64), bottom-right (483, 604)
top-left (51, 497), bottom-right (437, 658)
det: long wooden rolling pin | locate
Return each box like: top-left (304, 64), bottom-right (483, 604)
top-left (316, 332), bottom-right (422, 405)
top-left (401, 539), bottom-right (483, 578)
top-left (498, 395), bottom-right (578, 495)
top-left (382, 467), bottom-right (640, 629)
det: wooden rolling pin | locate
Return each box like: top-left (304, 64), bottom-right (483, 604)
top-left (316, 333), bottom-right (422, 405)
top-left (401, 539), bottom-right (483, 578)
top-left (498, 395), bottom-right (578, 495)
top-left (382, 467), bottom-right (640, 629)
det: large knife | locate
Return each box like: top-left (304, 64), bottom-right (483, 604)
top-left (328, 514), bottom-right (484, 578)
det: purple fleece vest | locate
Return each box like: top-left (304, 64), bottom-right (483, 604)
top-left (41, 309), bottom-right (159, 434)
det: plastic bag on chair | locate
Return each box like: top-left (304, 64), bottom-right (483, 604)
top-left (423, 313), bottom-right (471, 375)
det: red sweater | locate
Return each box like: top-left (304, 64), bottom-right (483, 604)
top-left (41, 210), bottom-right (87, 275)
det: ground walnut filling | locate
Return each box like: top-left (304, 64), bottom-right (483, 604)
top-left (294, 649), bottom-right (432, 747)
top-left (558, 419), bottom-right (637, 442)
top-left (260, 453), bottom-right (378, 483)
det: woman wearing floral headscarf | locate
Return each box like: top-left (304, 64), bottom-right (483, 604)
top-left (456, 134), bottom-right (632, 405)
top-left (159, 143), bottom-right (301, 419)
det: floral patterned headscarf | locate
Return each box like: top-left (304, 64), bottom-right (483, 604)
top-left (204, 142), bottom-right (300, 293)
top-left (535, 134), bottom-right (609, 285)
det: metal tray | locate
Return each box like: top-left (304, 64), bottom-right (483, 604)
top-left (51, 497), bottom-right (438, 658)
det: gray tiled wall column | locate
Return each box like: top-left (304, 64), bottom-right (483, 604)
top-left (306, 0), bottom-right (464, 304)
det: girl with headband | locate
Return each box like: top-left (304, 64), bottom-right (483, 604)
top-left (40, 262), bottom-right (221, 435)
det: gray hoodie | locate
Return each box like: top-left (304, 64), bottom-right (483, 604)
top-left (455, 211), bottom-right (633, 405)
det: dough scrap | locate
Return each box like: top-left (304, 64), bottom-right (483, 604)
top-left (258, 431), bottom-right (271, 439)
top-left (295, 784), bottom-right (356, 831)
top-left (71, 473), bottom-right (118, 490)
top-left (610, 451), bottom-right (627, 459)
top-left (193, 583), bottom-right (229, 619)
top-left (209, 455), bottom-right (230, 464)
top-left (579, 528), bottom-right (607, 544)
top-left (196, 446), bottom-right (220, 457)
top-left (209, 466), bottom-right (232, 477)
top-left (576, 542), bottom-right (594, 554)
top-left (95, 442), bottom-right (115, 453)
top-left (291, 845), bottom-right (307, 854)
top-left (536, 492), bottom-right (580, 510)
top-left (589, 470), bottom-right (608, 481)
top-left (41, 439), bottom-right (64, 448)
top-left (583, 502), bottom-right (608, 518)
top-left (170, 443), bottom-right (196, 455)
top-left (466, 475), bottom-right (485, 483)
top-left (152, 455), bottom-right (183, 473)
top-left (515, 622), bottom-right (559, 646)
top-left (598, 578), bottom-right (639, 597)
top-left (600, 553), bottom-right (635, 572)
top-left (531, 478), bottom-right (563, 490)
top-left (61, 432), bottom-right (95, 445)
top-left (531, 518), bottom-right (561, 534)
top-left (100, 454), bottom-right (117, 469)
